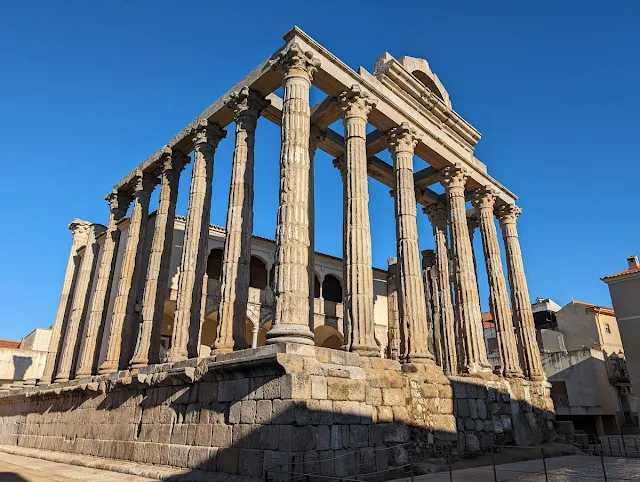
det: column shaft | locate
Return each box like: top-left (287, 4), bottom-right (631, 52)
top-left (40, 220), bottom-right (92, 384)
top-left (167, 121), bottom-right (225, 361)
top-left (422, 250), bottom-right (440, 365)
top-left (266, 43), bottom-right (319, 345)
top-left (75, 192), bottom-right (132, 377)
top-left (214, 88), bottom-right (268, 353)
top-left (337, 86), bottom-right (378, 355)
top-left (388, 123), bottom-right (432, 363)
top-left (425, 203), bottom-right (457, 376)
top-left (129, 149), bottom-right (188, 369)
top-left (498, 204), bottom-right (545, 380)
top-left (55, 224), bottom-right (105, 381)
top-left (441, 165), bottom-right (491, 375)
top-left (473, 189), bottom-right (523, 378)
top-left (386, 257), bottom-right (401, 361)
top-left (99, 172), bottom-right (157, 374)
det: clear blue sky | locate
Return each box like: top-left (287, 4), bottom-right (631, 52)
top-left (0, 1), bottom-right (638, 341)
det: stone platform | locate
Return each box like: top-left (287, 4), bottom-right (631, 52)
top-left (0, 344), bottom-right (555, 478)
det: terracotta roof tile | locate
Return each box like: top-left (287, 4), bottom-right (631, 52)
top-left (0, 340), bottom-right (20, 349)
top-left (602, 266), bottom-right (640, 281)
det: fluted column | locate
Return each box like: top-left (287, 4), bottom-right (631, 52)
top-left (425, 203), bottom-right (457, 376)
top-left (441, 164), bottom-right (491, 375)
top-left (308, 127), bottom-right (325, 329)
top-left (388, 123), bottom-right (432, 363)
top-left (386, 257), bottom-right (401, 361)
top-left (214, 88), bottom-right (269, 354)
top-left (266, 43), bottom-right (319, 346)
top-left (334, 85), bottom-right (379, 355)
top-left (472, 188), bottom-right (523, 378)
top-left (99, 171), bottom-right (157, 374)
top-left (40, 220), bottom-right (92, 385)
top-left (497, 204), bottom-right (544, 381)
top-left (129, 149), bottom-right (189, 369)
top-left (167, 120), bottom-right (226, 362)
top-left (467, 215), bottom-right (480, 293)
top-left (54, 224), bottom-right (106, 381)
top-left (75, 192), bottom-right (132, 378)
top-left (422, 250), bottom-right (440, 365)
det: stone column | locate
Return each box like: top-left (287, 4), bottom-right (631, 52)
top-left (388, 122), bottom-right (433, 363)
top-left (266, 43), bottom-right (319, 346)
top-left (386, 257), bottom-right (401, 361)
top-left (467, 215), bottom-right (480, 293)
top-left (425, 203), bottom-right (457, 376)
top-left (497, 204), bottom-right (545, 381)
top-left (167, 120), bottom-right (226, 362)
top-left (75, 192), bottom-right (132, 378)
top-left (472, 188), bottom-right (523, 378)
top-left (213, 88), bottom-right (268, 354)
top-left (308, 127), bottom-right (325, 329)
top-left (129, 149), bottom-right (189, 370)
top-left (334, 85), bottom-right (379, 356)
top-left (441, 164), bottom-right (491, 376)
top-left (40, 220), bottom-right (92, 385)
top-left (99, 171), bottom-right (157, 374)
top-left (422, 250), bottom-right (441, 366)
top-left (54, 224), bottom-right (106, 382)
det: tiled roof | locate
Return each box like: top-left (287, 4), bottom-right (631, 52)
top-left (0, 340), bottom-right (20, 349)
top-left (602, 266), bottom-right (640, 281)
top-left (481, 312), bottom-right (495, 329)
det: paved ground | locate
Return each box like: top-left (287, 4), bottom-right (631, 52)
top-left (395, 455), bottom-right (640, 481)
top-left (0, 451), bottom-right (156, 482)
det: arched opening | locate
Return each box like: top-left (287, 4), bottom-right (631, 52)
top-left (257, 320), bottom-right (272, 347)
top-left (250, 256), bottom-right (268, 289)
top-left (314, 273), bottom-right (321, 298)
top-left (314, 325), bottom-right (343, 349)
top-left (322, 274), bottom-right (342, 303)
top-left (268, 265), bottom-right (275, 288)
top-left (206, 248), bottom-right (223, 281)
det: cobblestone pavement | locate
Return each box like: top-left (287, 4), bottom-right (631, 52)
top-left (0, 451), bottom-right (155, 482)
top-left (512, 457), bottom-right (640, 481)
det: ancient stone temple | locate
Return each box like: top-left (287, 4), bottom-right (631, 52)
top-left (0, 27), bottom-right (554, 479)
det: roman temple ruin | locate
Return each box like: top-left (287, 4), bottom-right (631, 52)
top-left (0, 27), bottom-right (555, 479)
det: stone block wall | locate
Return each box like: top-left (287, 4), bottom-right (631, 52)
top-left (0, 344), bottom-right (554, 479)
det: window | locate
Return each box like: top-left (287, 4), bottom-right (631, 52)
top-left (605, 323), bottom-right (611, 334)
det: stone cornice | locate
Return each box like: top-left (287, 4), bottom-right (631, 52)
top-left (374, 53), bottom-right (481, 149)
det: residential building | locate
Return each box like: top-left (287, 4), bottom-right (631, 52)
top-left (0, 328), bottom-right (51, 388)
top-left (602, 255), bottom-right (640, 404)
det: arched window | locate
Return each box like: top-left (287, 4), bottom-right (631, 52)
top-left (322, 274), bottom-right (342, 303)
top-left (206, 248), bottom-right (223, 280)
top-left (314, 274), bottom-right (321, 298)
top-left (250, 256), bottom-right (268, 289)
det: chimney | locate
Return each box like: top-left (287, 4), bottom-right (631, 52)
top-left (628, 255), bottom-right (639, 268)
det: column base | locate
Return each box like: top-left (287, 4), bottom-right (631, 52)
top-left (165, 347), bottom-right (189, 363)
top-left (350, 345), bottom-right (380, 357)
top-left (265, 324), bottom-right (315, 345)
top-left (527, 374), bottom-right (546, 382)
top-left (404, 352), bottom-right (435, 364)
top-left (458, 362), bottom-right (496, 380)
top-left (128, 358), bottom-right (148, 371)
top-left (98, 360), bottom-right (119, 375)
top-left (74, 369), bottom-right (93, 379)
top-left (53, 375), bottom-right (69, 383)
top-left (504, 368), bottom-right (525, 379)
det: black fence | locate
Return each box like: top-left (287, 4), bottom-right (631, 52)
top-left (264, 439), bottom-right (640, 482)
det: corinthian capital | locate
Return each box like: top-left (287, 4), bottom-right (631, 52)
top-left (339, 85), bottom-right (377, 120)
top-left (471, 186), bottom-right (497, 211)
top-left (332, 156), bottom-right (344, 173)
top-left (424, 202), bottom-right (448, 226)
top-left (160, 146), bottom-right (190, 174)
top-left (388, 122), bottom-right (421, 155)
top-left (440, 163), bottom-right (468, 190)
top-left (496, 203), bottom-right (522, 225)
top-left (68, 219), bottom-right (92, 246)
top-left (310, 126), bottom-right (327, 152)
top-left (132, 170), bottom-right (159, 201)
top-left (191, 120), bottom-right (226, 148)
top-left (275, 42), bottom-right (320, 81)
top-left (105, 190), bottom-right (133, 220)
top-left (228, 86), bottom-right (270, 122)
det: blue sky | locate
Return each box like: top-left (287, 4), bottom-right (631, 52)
top-left (0, 1), bottom-right (638, 341)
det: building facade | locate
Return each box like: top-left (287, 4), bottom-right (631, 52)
top-left (603, 255), bottom-right (640, 403)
